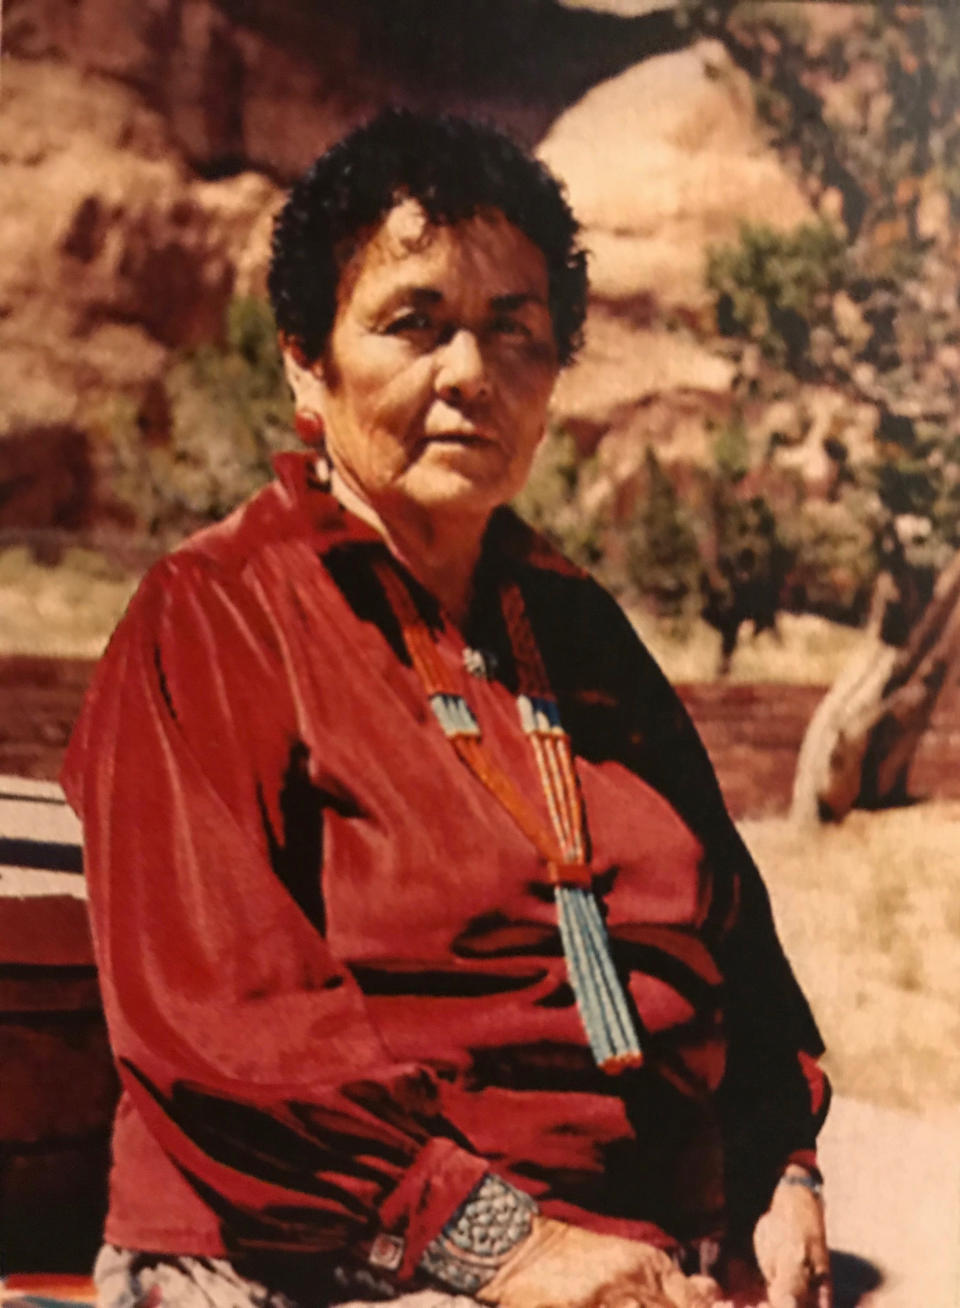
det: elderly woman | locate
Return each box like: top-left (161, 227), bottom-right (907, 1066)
top-left (63, 111), bottom-right (831, 1308)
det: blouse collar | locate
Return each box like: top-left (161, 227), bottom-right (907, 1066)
top-left (272, 450), bottom-right (581, 581)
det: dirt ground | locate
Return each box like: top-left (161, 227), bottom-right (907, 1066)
top-left (739, 807), bottom-right (960, 1306)
top-left (741, 803), bottom-right (960, 1118)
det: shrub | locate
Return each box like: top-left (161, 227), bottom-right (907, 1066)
top-left (626, 449), bottom-right (702, 624)
top-left (707, 220), bottom-right (847, 366)
top-left (512, 427), bottom-right (606, 571)
top-left (97, 297), bottom-right (295, 539)
top-left (780, 496), bottom-right (877, 622)
top-left (701, 482), bottom-right (791, 668)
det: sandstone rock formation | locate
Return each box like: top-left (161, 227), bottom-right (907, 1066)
top-left (0, 2), bottom-right (827, 540)
top-left (541, 39), bottom-right (815, 495)
top-left (7, 0), bottom-right (690, 175)
top-left (0, 0), bottom-right (695, 535)
top-left (540, 39), bottom-right (813, 309)
top-left (0, 57), bottom-right (281, 526)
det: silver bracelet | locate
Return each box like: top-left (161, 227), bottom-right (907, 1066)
top-left (779, 1172), bottom-right (824, 1198)
top-left (419, 1174), bottom-right (538, 1293)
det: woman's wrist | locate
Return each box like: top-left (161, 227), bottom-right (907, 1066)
top-left (783, 1148), bottom-right (821, 1178)
top-left (778, 1162), bottom-right (824, 1199)
top-left (419, 1173), bottom-right (539, 1293)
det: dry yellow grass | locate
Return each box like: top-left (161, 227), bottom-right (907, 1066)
top-left (740, 803), bottom-right (960, 1118)
top-left (0, 546), bottom-right (139, 658)
top-left (629, 609), bottom-right (864, 684)
top-left (2, 546), bottom-right (866, 682)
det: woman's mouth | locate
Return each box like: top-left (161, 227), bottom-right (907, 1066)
top-left (422, 430), bottom-right (492, 449)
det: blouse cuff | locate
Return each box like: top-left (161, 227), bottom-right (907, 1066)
top-left (784, 1148), bottom-right (821, 1180)
top-left (376, 1137), bottom-right (490, 1281)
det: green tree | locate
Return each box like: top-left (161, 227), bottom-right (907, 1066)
top-left (707, 220), bottom-right (847, 367)
top-left (626, 449), bottom-right (701, 625)
top-left (512, 427), bottom-right (605, 571)
top-left (699, 420), bottom-right (792, 672)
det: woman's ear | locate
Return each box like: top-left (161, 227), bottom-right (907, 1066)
top-left (281, 345), bottom-right (330, 448)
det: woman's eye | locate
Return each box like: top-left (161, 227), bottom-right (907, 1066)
top-left (490, 315), bottom-right (531, 339)
top-left (384, 311), bottom-right (435, 336)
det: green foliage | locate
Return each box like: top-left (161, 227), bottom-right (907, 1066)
top-left (700, 461), bottom-right (792, 665)
top-left (731, 2), bottom-right (809, 43)
top-left (707, 221), bottom-right (847, 365)
top-left (929, 437), bottom-right (960, 555)
top-left (626, 450), bottom-right (701, 624)
top-left (527, 6), bottom-right (960, 662)
top-left (857, 4), bottom-right (960, 219)
top-left (779, 497), bottom-right (877, 621)
top-left (873, 454), bottom-right (937, 523)
top-left (88, 392), bottom-right (159, 529)
top-left (712, 413), bottom-right (751, 482)
top-left (701, 417), bottom-right (792, 655)
top-left (674, 0), bottom-right (733, 33)
top-left (225, 295), bottom-right (290, 396)
top-left (518, 420), bottom-right (878, 665)
top-left (711, 4), bottom-right (960, 649)
top-left (512, 427), bottom-right (605, 571)
top-left (97, 297), bottom-right (296, 539)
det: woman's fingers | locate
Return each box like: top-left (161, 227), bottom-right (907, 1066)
top-left (754, 1211), bottom-right (813, 1308)
top-left (798, 1209), bottom-right (832, 1308)
top-left (754, 1179), bottom-right (832, 1308)
top-left (754, 1209), bottom-right (805, 1303)
top-left (582, 1266), bottom-right (720, 1308)
top-left (479, 1220), bottom-right (722, 1308)
top-left (660, 1269), bottom-right (722, 1308)
top-left (808, 1228), bottom-right (832, 1308)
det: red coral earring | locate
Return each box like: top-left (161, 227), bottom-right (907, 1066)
top-left (294, 409), bottom-right (325, 446)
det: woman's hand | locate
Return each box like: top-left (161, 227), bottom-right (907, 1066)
top-left (477, 1218), bottom-right (721, 1308)
top-left (753, 1168), bottom-right (831, 1308)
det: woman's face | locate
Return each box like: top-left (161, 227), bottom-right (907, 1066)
top-left (308, 199), bottom-right (560, 526)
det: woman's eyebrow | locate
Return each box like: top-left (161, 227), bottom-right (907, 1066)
top-left (374, 287), bottom-right (545, 315)
top-left (388, 286), bottom-right (445, 306)
top-left (490, 292), bottom-right (546, 311)
top-left (368, 286), bottom-right (445, 316)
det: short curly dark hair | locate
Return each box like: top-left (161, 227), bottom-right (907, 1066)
top-left (268, 108), bottom-right (588, 366)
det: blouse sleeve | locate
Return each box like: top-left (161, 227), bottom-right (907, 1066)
top-left (563, 577), bottom-right (830, 1240)
top-left (61, 553), bottom-right (487, 1276)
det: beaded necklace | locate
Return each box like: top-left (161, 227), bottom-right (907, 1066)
top-left (373, 557), bottom-right (644, 1074)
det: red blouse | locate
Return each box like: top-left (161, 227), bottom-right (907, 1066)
top-left (62, 453), bottom-right (827, 1277)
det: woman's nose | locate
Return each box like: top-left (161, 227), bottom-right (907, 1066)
top-left (435, 329), bottom-right (489, 403)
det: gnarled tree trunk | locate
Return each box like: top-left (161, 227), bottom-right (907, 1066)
top-left (791, 550), bottom-right (960, 823)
